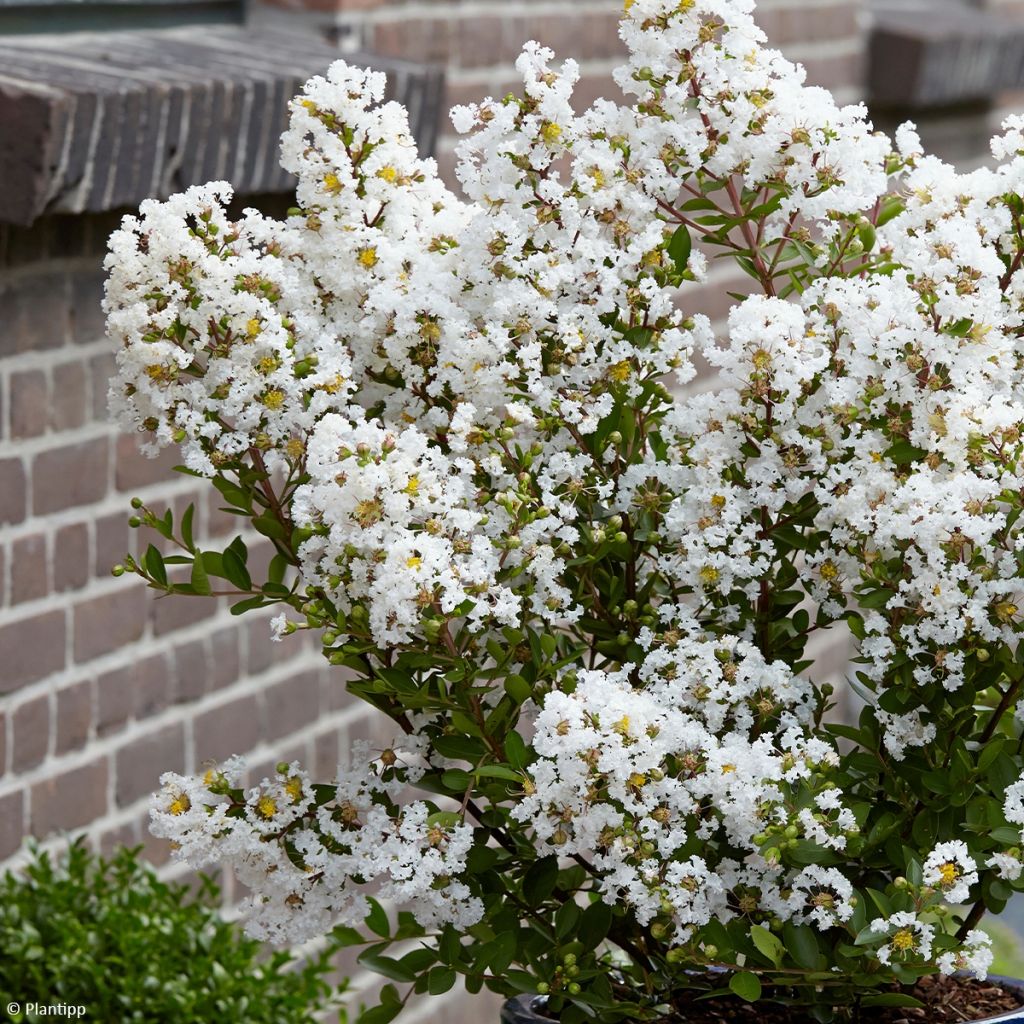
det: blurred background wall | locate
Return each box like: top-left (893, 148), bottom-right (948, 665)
top-left (2, 0), bottom-right (1024, 1018)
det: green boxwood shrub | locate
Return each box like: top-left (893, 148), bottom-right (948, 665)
top-left (0, 841), bottom-right (344, 1023)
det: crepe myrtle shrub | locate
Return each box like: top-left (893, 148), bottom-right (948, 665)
top-left (103, 0), bottom-right (1024, 1020)
top-left (0, 841), bottom-right (343, 1022)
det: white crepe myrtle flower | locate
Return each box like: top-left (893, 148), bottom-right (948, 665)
top-left (923, 841), bottom-right (978, 905)
top-left (987, 852), bottom-right (1023, 882)
top-left (937, 930), bottom-right (995, 980)
top-left (787, 866), bottom-right (855, 930)
top-left (871, 912), bottom-right (935, 965)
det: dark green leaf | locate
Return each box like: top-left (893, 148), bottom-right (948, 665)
top-left (365, 898), bottom-right (390, 938)
top-left (190, 553), bottom-right (212, 596)
top-left (144, 545), bottom-right (167, 587)
top-left (668, 224), bottom-right (693, 274)
top-left (729, 972), bottom-right (761, 1002)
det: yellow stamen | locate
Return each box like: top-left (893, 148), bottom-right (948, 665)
top-left (168, 793), bottom-right (191, 816)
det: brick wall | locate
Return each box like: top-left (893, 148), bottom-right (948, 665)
top-left (270, 0), bottom-right (868, 186)
top-left (0, 3), bottom-right (871, 1021)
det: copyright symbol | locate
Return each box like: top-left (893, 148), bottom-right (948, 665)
top-left (7, 1002), bottom-right (19, 1017)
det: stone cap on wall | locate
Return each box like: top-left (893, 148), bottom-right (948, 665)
top-left (870, 2), bottom-right (1024, 110)
top-left (0, 25), bottom-right (444, 226)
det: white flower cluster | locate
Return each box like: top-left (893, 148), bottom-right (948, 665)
top-left (150, 745), bottom-right (481, 944)
top-left (514, 618), bottom-right (852, 937)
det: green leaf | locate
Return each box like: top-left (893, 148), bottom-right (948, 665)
top-left (579, 900), bottom-right (613, 951)
top-left (480, 930), bottom-right (518, 974)
top-left (668, 224), bottom-right (693, 274)
top-left (144, 545), bottom-right (167, 586)
top-left (190, 553), bottom-right (212, 596)
top-left (476, 765), bottom-right (522, 783)
top-left (749, 924), bottom-right (783, 967)
top-left (428, 966), bottom-right (457, 995)
top-left (180, 504), bottom-right (196, 552)
top-left (441, 769), bottom-right (473, 791)
top-left (854, 925), bottom-right (889, 947)
top-left (356, 1003), bottom-right (401, 1024)
top-left (555, 900), bottom-right (581, 940)
top-left (523, 857), bottom-right (559, 907)
top-left (357, 948), bottom-right (413, 983)
top-left (365, 898), bottom-right (390, 938)
top-left (860, 994), bottom-right (924, 1009)
top-left (782, 922), bottom-right (819, 970)
top-left (268, 553), bottom-right (288, 586)
top-left (504, 675), bottom-right (532, 705)
top-left (222, 547), bottom-right (252, 591)
top-left (426, 811), bottom-right (463, 829)
top-left (331, 926), bottom-right (366, 948)
top-left (729, 972), bottom-right (761, 1002)
top-left (505, 731), bottom-right (529, 770)
top-left (253, 514), bottom-right (287, 541)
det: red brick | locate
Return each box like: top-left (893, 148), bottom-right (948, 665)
top-left (0, 790), bottom-right (25, 860)
top-left (115, 433), bottom-right (182, 491)
top-left (10, 532), bottom-right (48, 605)
top-left (151, 589), bottom-right (210, 635)
top-left (204, 488), bottom-right (238, 537)
top-left (96, 652), bottom-right (169, 734)
top-left (54, 522), bottom-right (89, 592)
top-left (194, 694), bottom-right (260, 764)
top-left (98, 821), bottom-right (139, 858)
top-left (115, 722), bottom-right (185, 806)
top-left (89, 352), bottom-right (116, 422)
top-left (132, 651), bottom-right (175, 721)
top-left (55, 680), bottom-right (92, 754)
top-left (0, 610), bottom-right (65, 694)
top-left (33, 437), bottom-right (109, 515)
top-left (372, 19), bottom-right (451, 64)
top-left (321, 664), bottom-right (352, 713)
top-left (12, 695), bottom-right (49, 771)
top-left (31, 756), bottom-right (108, 836)
top-left (50, 361), bottom-right (88, 433)
top-left (95, 510), bottom-right (134, 579)
top-left (73, 583), bottom-right (147, 663)
top-left (0, 458), bottom-right (27, 525)
top-left (313, 728), bottom-right (338, 779)
top-left (756, 6), bottom-right (860, 47)
top-left (69, 268), bottom-right (107, 344)
top-left (209, 627), bottom-right (241, 691)
top-left (802, 51), bottom-right (863, 93)
top-left (0, 271), bottom-right (70, 357)
top-left (173, 638), bottom-right (209, 703)
top-left (246, 615), bottom-right (274, 675)
top-left (9, 368), bottom-right (47, 439)
top-left (261, 670), bottom-right (321, 742)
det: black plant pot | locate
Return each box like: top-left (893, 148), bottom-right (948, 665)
top-left (499, 976), bottom-right (1024, 1024)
